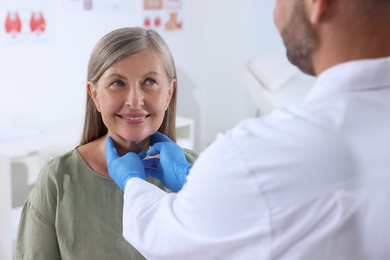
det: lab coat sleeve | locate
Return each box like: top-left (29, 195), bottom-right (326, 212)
top-left (122, 133), bottom-right (271, 260)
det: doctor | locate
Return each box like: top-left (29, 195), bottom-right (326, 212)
top-left (106, 0), bottom-right (390, 259)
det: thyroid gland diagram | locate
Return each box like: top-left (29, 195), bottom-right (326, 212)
top-left (4, 12), bottom-right (22, 37)
top-left (30, 11), bottom-right (46, 34)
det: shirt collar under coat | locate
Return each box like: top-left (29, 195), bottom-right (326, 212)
top-left (305, 56), bottom-right (390, 102)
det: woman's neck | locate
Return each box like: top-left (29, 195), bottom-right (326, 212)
top-left (77, 134), bottom-right (150, 177)
top-left (105, 134), bottom-right (150, 156)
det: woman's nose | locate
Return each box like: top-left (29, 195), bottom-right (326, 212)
top-left (126, 88), bottom-right (144, 109)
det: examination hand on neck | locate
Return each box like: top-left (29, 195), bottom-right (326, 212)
top-left (105, 136), bottom-right (146, 191)
top-left (143, 132), bottom-right (192, 192)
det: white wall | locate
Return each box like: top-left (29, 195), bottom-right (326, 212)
top-left (0, 0), bottom-right (284, 152)
top-left (170, 0), bottom-right (284, 150)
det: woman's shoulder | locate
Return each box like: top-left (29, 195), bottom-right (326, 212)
top-left (27, 150), bottom-right (78, 214)
top-left (40, 149), bottom-right (77, 171)
top-left (36, 149), bottom-right (79, 184)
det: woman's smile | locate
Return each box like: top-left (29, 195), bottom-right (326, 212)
top-left (118, 113), bottom-right (150, 124)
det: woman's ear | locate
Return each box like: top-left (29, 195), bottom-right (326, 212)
top-left (166, 79), bottom-right (176, 110)
top-left (87, 81), bottom-right (100, 112)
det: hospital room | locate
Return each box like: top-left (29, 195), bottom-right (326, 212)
top-left (3, 0), bottom-right (387, 259)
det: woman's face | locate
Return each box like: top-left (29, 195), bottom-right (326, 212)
top-left (88, 50), bottom-right (175, 150)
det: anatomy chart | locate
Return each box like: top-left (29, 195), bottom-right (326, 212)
top-left (143, 0), bottom-right (184, 33)
top-left (0, 0), bottom-right (55, 43)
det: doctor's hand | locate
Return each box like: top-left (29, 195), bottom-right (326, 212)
top-left (105, 136), bottom-right (146, 191)
top-left (143, 132), bottom-right (192, 192)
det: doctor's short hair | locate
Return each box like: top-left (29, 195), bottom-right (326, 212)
top-left (80, 27), bottom-right (177, 145)
top-left (350, 0), bottom-right (390, 17)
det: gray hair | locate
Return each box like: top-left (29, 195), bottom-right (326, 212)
top-left (88, 27), bottom-right (176, 84)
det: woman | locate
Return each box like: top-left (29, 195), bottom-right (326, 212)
top-left (15, 27), bottom-right (197, 260)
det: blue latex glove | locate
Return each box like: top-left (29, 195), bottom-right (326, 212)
top-left (105, 136), bottom-right (146, 191)
top-left (143, 132), bottom-right (192, 192)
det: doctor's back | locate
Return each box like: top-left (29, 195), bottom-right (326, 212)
top-left (222, 60), bottom-right (390, 258)
top-left (186, 0), bottom-right (390, 258)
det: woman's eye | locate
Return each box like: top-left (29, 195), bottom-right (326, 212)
top-left (112, 80), bottom-right (125, 87)
top-left (144, 78), bottom-right (156, 86)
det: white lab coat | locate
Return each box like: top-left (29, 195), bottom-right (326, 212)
top-left (123, 57), bottom-right (390, 260)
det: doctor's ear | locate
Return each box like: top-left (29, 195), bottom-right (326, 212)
top-left (306, 0), bottom-right (331, 24)
top-left (87, 81), bottom-right (101, 112)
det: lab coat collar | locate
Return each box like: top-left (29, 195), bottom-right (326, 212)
top-left (305, 56), bottom-right (390, 101)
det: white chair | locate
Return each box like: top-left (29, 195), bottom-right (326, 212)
top-left (243, 51), bottom-right (315, 116)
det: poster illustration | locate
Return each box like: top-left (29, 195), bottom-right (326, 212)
top-left (0, 0), bottom-right (55, 43)
top-left (143, 0), bottom-right (183, 33)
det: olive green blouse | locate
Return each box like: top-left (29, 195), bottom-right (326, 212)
top-left (15, 148), bottom-right (198, 260)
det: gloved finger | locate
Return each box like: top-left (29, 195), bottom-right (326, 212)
top-left (142, 157), bottom-right (159, 168)
top-left (122, 152), bottom-right (145, 175)
top-left (123, 151), bottom-right (142, 163)
top-left (147, 142), bottom-right (164, 156)
top-left (138, 150), bottom-right (148, 160)
top-left (150, 131), bottom-right (172, 145)
top-left (105, 136), bottom-right (119, 164)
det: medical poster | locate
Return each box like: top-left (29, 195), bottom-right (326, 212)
top-left (0, 0), bottom-right (55, 43)
top-left (63, 0), bottom-right (135, 13)
top-left (143, 0), bottom-right (184, 33)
